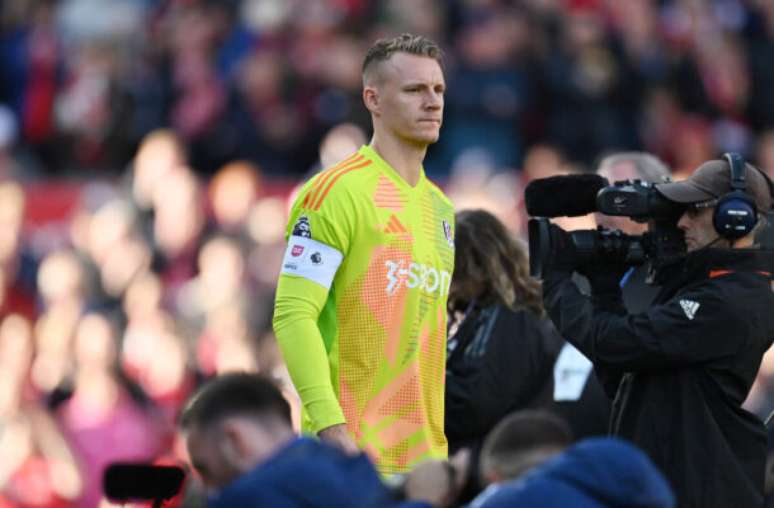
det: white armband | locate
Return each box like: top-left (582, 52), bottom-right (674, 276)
top-left (280, 236), bottom-right (343, 289)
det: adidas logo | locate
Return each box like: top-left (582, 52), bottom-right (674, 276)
top-left (679, 299), bottom-right (700, 320)
top-left (383, 215), bottom-right (408, 234)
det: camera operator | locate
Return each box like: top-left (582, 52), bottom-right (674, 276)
top-left (539, 155), bottom-right (774, 508)
top-left (552, 152), bottom-right (674, 441)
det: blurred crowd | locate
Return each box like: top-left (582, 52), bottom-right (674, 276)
top-left (1, 0), bottom-right (774, 506)
top-left (3, 0), bottom-right (774, 177)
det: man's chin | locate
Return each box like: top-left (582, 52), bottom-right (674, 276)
top-left (417, 132), bottom-right (440, 145)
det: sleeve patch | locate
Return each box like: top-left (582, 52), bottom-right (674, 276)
top-left (291, 215), bottom-right (312, 238)
top-left (280, 236), bottom-right (343, 289)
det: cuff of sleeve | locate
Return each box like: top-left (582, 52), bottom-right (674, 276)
top-left (303, 394), bottom-right (347, 434)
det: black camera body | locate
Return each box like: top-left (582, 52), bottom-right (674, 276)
top-left (528, 178), bottom-right (686, 282)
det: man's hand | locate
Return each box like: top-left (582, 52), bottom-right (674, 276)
top-left (317, 424), bottom-right (359, 455)
top-left (403, 449), bottom-right (470, 508)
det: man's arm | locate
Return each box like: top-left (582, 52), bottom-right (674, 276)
top-left (273, 274), bottom-right (346, 434)
top-left (542, 271), bottom-right (748, 370)
top-left (272, 183), bottom-right (356, 450)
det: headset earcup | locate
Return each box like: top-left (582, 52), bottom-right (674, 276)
top-left (713, 191), bottom-right (757, 239)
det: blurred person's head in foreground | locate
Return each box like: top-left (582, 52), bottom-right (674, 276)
top-left (180, 372), bottom-right (293, 491)
top-left (594, 152), bottom-right (671, 235)
top-left (478, 410), bottom-right (573, 487)
top-left (449, 209), bottom-right (543, 317)
top-left (362, 33), bottom-right (445, 150)
top-left (476, 438), bottom-right (675, 508)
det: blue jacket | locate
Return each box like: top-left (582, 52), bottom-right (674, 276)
top-left (208, 437), bottom-right (429, 508)
top-left (476, 437), bottom-right (675, 508)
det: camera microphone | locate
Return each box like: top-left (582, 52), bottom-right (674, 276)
top-left (525, 174), bottom-right (610, 217)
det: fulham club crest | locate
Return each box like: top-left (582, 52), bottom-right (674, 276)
top-left (442, 220), bottom-right (454, 248)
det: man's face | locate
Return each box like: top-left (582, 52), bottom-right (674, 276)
top-left (366, 53), bottom-right (445, 146)
top-left (185, 424), bottom-right (243, 491)
top-left (677, 205), bottom-right (718, 252)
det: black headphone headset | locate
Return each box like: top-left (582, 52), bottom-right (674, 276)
top-left (713, 152), bottom-right (757, 240)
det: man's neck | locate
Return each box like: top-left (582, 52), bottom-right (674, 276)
top-left (370, 133), bottom-right (427, 187)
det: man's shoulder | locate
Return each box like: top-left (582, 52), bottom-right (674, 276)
top-left (212, 437), bottom-right (387, 508)
top-left (673, 270), bottom-right (773, 328)
top-left (297, 153), bottom-right (377, 213)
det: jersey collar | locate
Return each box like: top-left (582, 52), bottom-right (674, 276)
top-left (359, 144), bottom-right (427, 193)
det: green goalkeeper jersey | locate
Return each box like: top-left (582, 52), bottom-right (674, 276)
top-left (273, 144), bottom-right (455, 474)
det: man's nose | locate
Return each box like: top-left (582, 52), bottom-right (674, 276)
top-left (677, 212), bottom-right (690, 231)
top-left (424, 92), bottom-right (442, 109)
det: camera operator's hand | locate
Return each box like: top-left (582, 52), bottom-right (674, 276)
top-left (545, 224), bottom-right (577, 275)
top-left (579, 256), bottom-right (629, 294)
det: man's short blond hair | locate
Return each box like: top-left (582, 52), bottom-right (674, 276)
top-left (362, 33), bottom-right (443, 83)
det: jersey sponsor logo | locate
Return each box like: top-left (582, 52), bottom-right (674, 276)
top-left (679, 299), bottom-right (700, 320)
top-left (385, 260), bottom-right (451, 297)
top-left (442, 220), bottom-right (454, 248)
top-left (292, 216), bottom-right (312, 238)
top-left (291, 245), bottom-right (305, 257)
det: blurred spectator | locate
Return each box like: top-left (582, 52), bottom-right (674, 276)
top-left (0, 314), bottom-right (82, 507)
top-left (746, 347), bottom-right (774, 422)
top-left (54, 312), bottom-right (167, 508)
top-left (445, 209), bottom-right (563, 490)
top-left (0, 180), bottom-right (37, 319)
top-left (208, 160), bottom-right (262, 234)
top-left (435, 6), bottom-right (534, 172)
top-left (753, 130), bottom-right (774, 249)
top-left (179, 372), bottom-right (443, 508)
top-left (0, 1), bottom-right (772, 505)
top-left (472, 409), bottom-right (573, 505)
top-left (1, 0), bottom-right (774, 178)
top-left (444, 210), bottom-right (562, 499)
top-left (317, 122), bottom-right (367, 171)
top-left (474, 438), bottom-right (675, 508)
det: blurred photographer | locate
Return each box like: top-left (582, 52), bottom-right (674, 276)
top-left (539, 155), bottom-right (774, 507)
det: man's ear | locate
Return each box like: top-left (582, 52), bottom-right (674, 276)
top-left (218, 420), bottom-right (249, 470)
top-left (363, 86), bottom-right (380, 115)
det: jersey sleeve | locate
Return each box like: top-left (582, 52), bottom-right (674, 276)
top-left (272, 180), bottom-right (354, 433)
